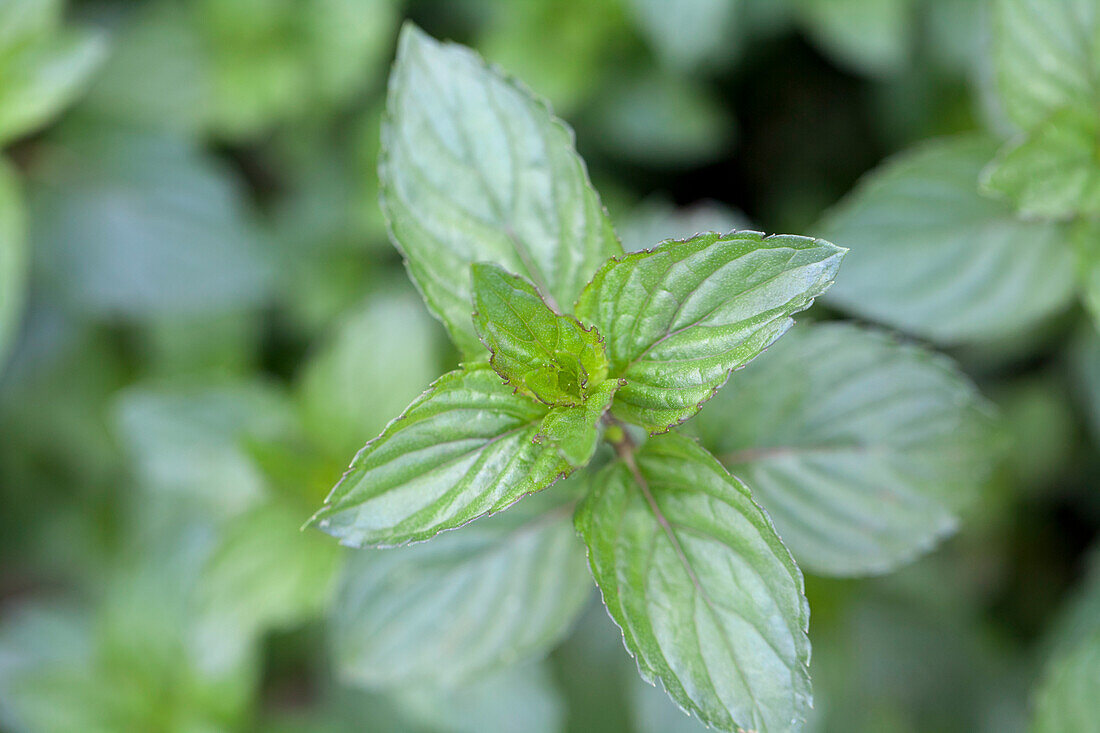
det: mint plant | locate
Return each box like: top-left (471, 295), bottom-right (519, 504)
top-left (0, 0), bottom-right (106, 370)
top-left (307, 24), bottom-right (999, 733)
top-left (823, 0), bottom-right (1100, 339)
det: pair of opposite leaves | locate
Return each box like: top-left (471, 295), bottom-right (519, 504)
top-left (308, 23), bottom-right (845, 733)
top-left (310, 230), bottom-right (844, 548)
top-left (313, 236), bottom-right (841, 733)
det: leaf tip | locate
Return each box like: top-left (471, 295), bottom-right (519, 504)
top-left (396, 19), bottom-right (431, 51)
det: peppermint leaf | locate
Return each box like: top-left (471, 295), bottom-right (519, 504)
top-left (113, 381), bottom-right (296, 517)
top-left (330, 488), bottom-right (590, 686)
top-left (989, 0), bottom-right (1100, 132)
top-left (309, 363), bottom-right (572, 547)
top-left (627, 0), bottom-right (742, 72)
top-left (29, 125), bottom-right (274, 318)
top-left (391, 663), bottom-right (566, 733)
top-left (0, 0), bottom-right (105, 144)
top-left (471, 262), bottom-right (609, 406)
top-left (982, 105), bottom-right (1100, 219)
top-left (380, 23), bottom-right (621, 357)
top-left (790, 0), bottom-right (913, 77)
top-left (1077, 219), bottom-right (1100, 329)
top-left (536, 378), bottom-right (619, 467)
top-left (298, 288), bottom-right (444, 461)
top-left (822, 135), bottom-right (1076, 343)
top-left (0, 158), bottom-right (26, 371)
top-left (692, 323), bottom-right (1001, 576)
top-left (197, 502), bottom-right (343, 640)
top-left (1073, 328), bottom-right (1100, 447)
top-left (575, 433), bottom-right (811, 733)
top-left (575, 231), bottom-right (843, 433)
top-left (1031, 629), bottom-right (1100, 733)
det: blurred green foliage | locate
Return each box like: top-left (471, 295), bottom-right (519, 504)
top-left (0, 0), bottom-right (1097, 731)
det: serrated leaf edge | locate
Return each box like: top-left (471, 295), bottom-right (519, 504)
top-left (377, 22), bottom-right (624, 359)
top-left (575, 433), bottom-right (813, 732)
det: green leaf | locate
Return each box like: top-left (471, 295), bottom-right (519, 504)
top-left (476, 0), bottom-right (623, 115)
top-left (392, 663), bottom-right (566, 733)
top-left (330, 488), bottom-right (591, 687)
top-left (1077, 219), bottom-right (1100, 329)
top-left (575, 230), bottom-right (843, 433)
top-left (0, 0), bottom-right (59, 44)
top-left (472, 262), bottom-right (609, 406)
top-left (1073, 327), bottom-right (1100, 447)
top-left (990, 0), bottom-right (1100, 131)
top-left (575, 433), bottom-right (811, 733)
top-left (1044, 545), bottom-right (1100, 662)
top-left (691, 323), bottom-right (1000, 576)
top-left (0, 0), bottom-right (105, 144)
top-left (80, 1), bottom-right (213, 135)
top-left (822, 134), bottom-right (1077, 343)
top-left (309, 363), bottom-right (573, 547)
top-left (985, 0), bottom-right (1100, 219)
top-left (83, 0), bottom-right (399, 138)
top-left (0, 513), bottom-right (261, 733)
top-left (191, 0), bottom-right (400, 138)
top-left (587, 73), bottom-right (734, 168)
top-left (29, 124), bottom-right (275, 318)
top-left (380, 23), bottom-right (621, 357)
top-left (0, 604), bottom-right (116, 733)
top-left (537, 378), bottom-right (619, 467)
top-left (113, 381), bottom-right (296, 516)
top-left (790, 0), bottom-right (914, 77)
top-left (1031, 629), bottom-right (1100, 733)
top-left (298, 288), bottom-right (444, 461)
top-left (0, 158), bottom-right (26, 372)
top-left (982, 105), bottom-right (1100, 219)
top-left (627, 0), bottom-right (741, 72)
top-left (197, 502), bottom-right (343, 641)
top-left (993, 376), bottom-right (1078, 491)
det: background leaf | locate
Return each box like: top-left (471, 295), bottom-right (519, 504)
top-left (476, 0), bottom-right (623, 116)
top-left (196, 0), bottom-right (400, 138)
top-left (392, 663), bottom-right (566, 733)
top-left (0, 159), bottom-right (26, 372)
top-left (1073, 327), bottom-right (1100, 448)
top-left (330, 487), bottom-right (590, 687)
top-left (989, 0), bottom-right (1100, 131)
top-left (576, 433), bottom-right (811, 733)
top-left (585, 73), bottom-right (734, 169)
top-left (575, 230), bottom-right (843, 432)
top-left (692, 323), bottom-right (1001, 576)
top-left (0, 0), bottom-right (105, 144)
top-left (380, 23), bottom-right (621, 357)
top-left (0, 511), bottom-right (261, 733)
top-left (627, 0), bottom-right (741, 72)
top-left (196, 502), bottom-right (343, 647)
top-left (1031, 629), bottom-right (1100, 733)
top-left (790, 0), bottom-right (913, 77)
top-left (982, 105), bottom-right (1100, 219)
top-left (297, 288), bottom-right (444, 462)
top-left (28, 124), bottom-right (275, 318)
top-left (113, 381), bottom-right (296, 516)
top-left (821, 135), bottom-right (1076, 343)
top-left (1077, 220), bottom-right (1100, 329)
